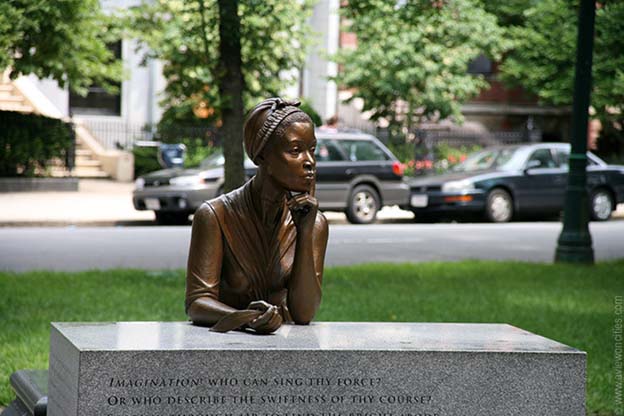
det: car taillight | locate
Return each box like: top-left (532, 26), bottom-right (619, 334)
top-left (392, 161), bottom-right (405, 177)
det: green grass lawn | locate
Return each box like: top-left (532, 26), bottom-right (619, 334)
top-left (0, 261), bottom-right (622, 415)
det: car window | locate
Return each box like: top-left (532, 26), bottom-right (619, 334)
top-left (335, 139), bottom-right (389, 161)
top-left (315, 139), bottom-right (346, 161)
top-left (554, 149), bottom-right (570, 169)
top-left (199, 151), bottom-right (253, 168)
top-left (200, 152), bottom-right (225, 168)
top-left (527, 148), bottom-right (557, 168)
top-left (553, 148), bottom-right (603, 169)
top-left (453, 148), bottom-right (516, 172)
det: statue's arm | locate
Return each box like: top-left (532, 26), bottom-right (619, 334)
top-left (287, 212), bottom-right (329, 324)
top-left (186, 204), bottom-right (237, 326)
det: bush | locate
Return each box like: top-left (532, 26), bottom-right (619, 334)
top-left (132, 145), bottom-right (161, 178)
top-left (432, 143), bottom-right (482, 172)
top-left (299, 99), bottom-right (323, 127)
top-left (596, 118), bottom-right (624, 164)
top-left (0, 111), bottom-right (73, 177)
top-left (181, 138), bottom-right (218, 168)
top-left (386, 140), bottom-right (482, 177)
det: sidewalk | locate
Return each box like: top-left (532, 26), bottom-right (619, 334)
top-left (0, 180), bottom-right (154, 226)
top-left (0, 179), bottom-right (413, 226)
top-left (1, 179), bottom-right (622, 226)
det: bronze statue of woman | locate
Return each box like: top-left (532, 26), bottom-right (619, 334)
top-left (185, 98), bottom-right (329, 334)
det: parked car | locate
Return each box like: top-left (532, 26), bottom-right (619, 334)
top-left (404, 143), bottom-right (624, 222)
top-left (133, 131), bottom-right (409, 224)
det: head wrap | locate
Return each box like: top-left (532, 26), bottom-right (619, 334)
top-left (243, 97), bottom-right (306, 164)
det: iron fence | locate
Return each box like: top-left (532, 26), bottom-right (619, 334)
top-left (76, 119), bottom-right (221, 150)
top-left (342, 123), bottom-right (542, 175)
top-left (411, 128), bottom-right (541, 159)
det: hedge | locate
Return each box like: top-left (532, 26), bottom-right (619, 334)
top-left (0, 111), bottom-right (74, 177)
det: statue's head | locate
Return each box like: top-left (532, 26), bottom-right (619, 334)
top-left (244, 98), bottom-right (316, 193)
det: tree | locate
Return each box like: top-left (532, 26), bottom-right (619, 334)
top-left (334, 0), bottom-right (506, 138)
top-left (496, 1), bottom-right (624, 128)
top-left (126, 0), bottom-right (314, 190)
top-left (0, 0), bottom-right (121, 95)
top-left (216, 0), bottom-right (245, 190)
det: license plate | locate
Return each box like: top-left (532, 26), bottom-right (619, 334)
top-left (145, 198), bottom-right (161, 210)
top-left (411, 194), bottom-right (428, 207)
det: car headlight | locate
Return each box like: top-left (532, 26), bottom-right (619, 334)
top-left (134, 178), bottom-right (145, 190)
top-left (442, 179), bottom-right (475, 193)
top-left (169, 175), bottom-right (203, 186)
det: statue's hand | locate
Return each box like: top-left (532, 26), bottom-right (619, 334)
top-left (247, 301), bottom-right (283, 334)
top-left (287, 192), bottom-right (318, 232)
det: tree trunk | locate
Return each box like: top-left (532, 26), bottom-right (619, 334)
top-left (217, 0), bottom-right (245, 192)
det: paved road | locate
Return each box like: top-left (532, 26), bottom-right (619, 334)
top-left (1, 221), bottom-right (622, 272)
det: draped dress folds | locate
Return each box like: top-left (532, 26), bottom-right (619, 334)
top-left (186, 180), bottom-right (300, 323)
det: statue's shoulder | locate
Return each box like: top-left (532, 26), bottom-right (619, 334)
top-left (195, 183), bottom-right (246, 226)
top-left (193, 197), bottom-right (225, 230)
top-left (314, 210), bottom-right (329, 236)
top-left (200, 195), bottom-right (226, 215)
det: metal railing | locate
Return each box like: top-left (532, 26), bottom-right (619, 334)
top-left (76, 119), bottom-right (221, 150)
top-left (341, 123), bottom-right (542, 175)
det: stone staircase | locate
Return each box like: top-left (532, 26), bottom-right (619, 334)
top-left (49, 136), bottom-right (110, 179)
top-left (71, 136), bottom-right (110, 178)
top-left (0, 82), bottom-right (35, 113)
top-left (1, 73), bottom-right (110, 179)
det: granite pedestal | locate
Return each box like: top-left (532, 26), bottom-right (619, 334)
top-left (48, 322), bottom-right (585, 416)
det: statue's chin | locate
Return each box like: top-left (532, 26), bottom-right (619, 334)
top-left (287, 185), bottom-right (311, 194)
top-left (288, 177), bottom-right (314, 194)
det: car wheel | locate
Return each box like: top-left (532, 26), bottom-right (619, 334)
top-left (485, 188), bottom-right (513, 223)
top-left (590, 188), bottom-right (613, 221)
top-left (155, 212), bottom-right (190, 225)
top-left (346, 185), bottom-right (380, 224)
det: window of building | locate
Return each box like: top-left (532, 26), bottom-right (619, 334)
top-left (467, 54), bottom-right (493, 76)
top-left (69, 41), bottom-right (122, 116)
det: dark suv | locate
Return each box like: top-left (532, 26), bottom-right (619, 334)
top-left (313, 131), bottom-right (409, 223)
top-left (133, 131), bottom-right (409, 224)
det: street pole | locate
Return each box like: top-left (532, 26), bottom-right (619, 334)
top-left (555, 0), bottom-right (596, 264)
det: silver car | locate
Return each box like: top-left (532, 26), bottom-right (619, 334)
top-left (133, 131), bottom-right (410, 224)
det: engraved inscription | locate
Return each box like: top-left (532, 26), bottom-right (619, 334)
top-left (101, 376), bottom-right (439, 416)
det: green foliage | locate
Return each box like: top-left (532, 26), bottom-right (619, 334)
top-left (124, 0), bottom-right (314, 123)
top-left (0, 0), bottom-right (122, 95)
top-left (388, 141), bottom-right (482, 176)
top-left (386, 142), bottom-right (415, 164)
top-left (0, 111), bottom-right (73, 177)
top-left (334, 0), bottom-right (506, 135)
top-left (299, 99), bottom-right (323, 127)
top-left (432, 142), bottom-right (482, 172)
top-left (181, 138), bottom-right (219, 168)
top-left (497, 0), bottom-right (624, 125)
top-left (0, 261), bottom-right (622, 413)
top-left (480, 0), bottom-right (539, 27)
top-left (132, 145), bottom-right (162, 178)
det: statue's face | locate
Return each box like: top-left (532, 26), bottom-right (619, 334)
top-left (263, 120), bottom-right (316, 193)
